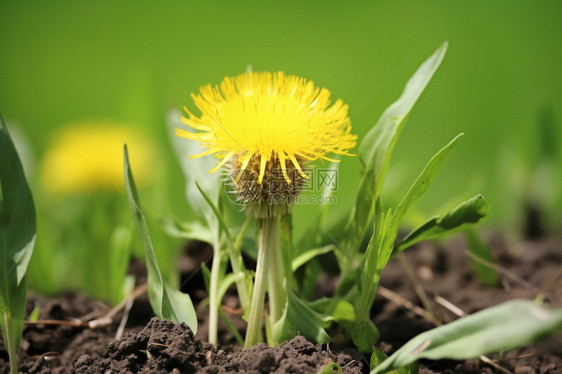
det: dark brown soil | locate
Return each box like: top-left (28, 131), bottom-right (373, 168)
top-left (74, 318), bottom-right (362, 374)
top-left (1, 235), bottom-right (561, 373)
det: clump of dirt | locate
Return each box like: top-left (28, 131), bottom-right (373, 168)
top-left (74, 318), bottom-right (210, 374)
top-left (74, 318), bottom-right (363, 374)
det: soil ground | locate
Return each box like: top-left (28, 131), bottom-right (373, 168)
top-left (0, 235), bottom-right (561, 373)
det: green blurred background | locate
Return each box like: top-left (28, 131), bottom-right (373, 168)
top-left (1, 0), bottom-right (561, 237)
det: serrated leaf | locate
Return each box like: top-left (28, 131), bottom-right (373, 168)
top-left (394, 195), bottom-right (490, 254)
top-left (273, 289), bottom-right (332, 344)
top-left (124, 144), bottom-right (197, 333)
top-left (371, 300), bottom-right (562, 374)
top-left (344, 42), bottom-right (448, 258)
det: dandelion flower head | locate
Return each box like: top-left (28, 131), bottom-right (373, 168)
top-left (176, 71), bottom-right (356, 216)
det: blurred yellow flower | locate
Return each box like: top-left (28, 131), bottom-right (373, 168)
top-left (40, 120), bottom-right (153, 194)
top-left (176, 71), bottom-right (356, 186)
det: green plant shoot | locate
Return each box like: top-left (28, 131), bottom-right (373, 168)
top-left (0, 117), bottom-right (36, 374)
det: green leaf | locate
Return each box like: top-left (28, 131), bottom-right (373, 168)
top-left (370, 347), bottom-right (389, 370)
top-left (398, 363), bottom-right (418, 374)
top-left (317, 362), bottom-right (342, 374)
top-left (310, 298), bottom-right (357, 333)
top-left (344, 42), bottom-right (448, 259)
top-left (372, 134), bottom-right (463, 280)
top-left (332, 299), bottom-right (356, 325)
top-left (371, 300), bottom-right (562, 374)
top-left (372, 347), bottom-right (420, 374)
top-left (291, 244), bottom-right (335, 272)
top-left (359, 42), bottom-right (448, 169)
top-left (0, 117), bottom-right (36, 373)
top-left (394, 195), bottom-right (490, 254)
top-left (371, 349), bottom-right (423, 374)
top-left (465, 228), bottom-right (498, 287)
top-left (273, 289), bottom-right (332, 344)
top-left (124, 144), bottom-right (197, 333)
top-left (0, 117), bottom-right (36, 303)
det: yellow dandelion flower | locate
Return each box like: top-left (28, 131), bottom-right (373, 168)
top-left (176, 71), bottom-right (356, 217)
top-left (40, 120), bottom-right (153, 195)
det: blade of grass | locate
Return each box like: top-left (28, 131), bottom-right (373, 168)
top-left (390, 134), bottom-right (463, 227)
top-left (123, 144), bottom-right (197, 332)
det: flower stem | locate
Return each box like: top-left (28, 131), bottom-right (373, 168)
top-left (228, 214), bottom-right (252, 313)
top-left (268, 218), bottom-right (285, 326)
top-left (208, 248), bottom-right (222, 345)
top-left (245, 216), bottom-right (278, 347)
top-left (280, 214), bottom-right (296, 291)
